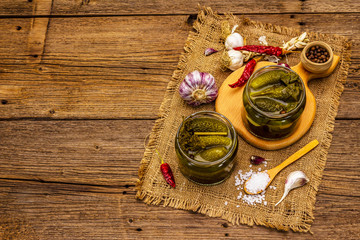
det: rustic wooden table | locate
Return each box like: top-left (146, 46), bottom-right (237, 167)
top-left (0, 1), bottom-right (359, 239)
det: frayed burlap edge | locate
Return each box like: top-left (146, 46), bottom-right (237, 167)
top-left (136, 6), bottom-right (352, 233)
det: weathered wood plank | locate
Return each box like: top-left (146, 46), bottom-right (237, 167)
top-left (0, 119), bottom-right (358, 187)
top-left (1, 0), bottom-right (359, 16)
top-left (0, 181), bottom-right (358, 239)
top-left (0, 119), bottom-right (151, 186)
top-left (53, 0), bottom-right (360, 15)
top-left (26, 0), bottom-right (52, 64)
top-left (0, 14), bottom-right (358, 119)
top-left (0, 0), bottom-right (34, 16)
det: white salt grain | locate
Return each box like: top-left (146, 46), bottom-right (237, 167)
top-left (225, 201), bottom-right (228, 206)
top-left (245, 172), bottom-right (271, 194)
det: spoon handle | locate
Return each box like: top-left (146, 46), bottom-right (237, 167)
top-left (273, 140), bottom-right (319, 176)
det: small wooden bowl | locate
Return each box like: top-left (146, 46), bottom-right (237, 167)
top-left (300, 41), bottom-right (333, 73)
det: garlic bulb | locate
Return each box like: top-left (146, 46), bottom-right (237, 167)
top-left (179, 70), bottom-right (218, 106)
top-left (225, 25), bottom-right (244, 50)
top-left (221, 49), bottom-right (244, 71)
top-left (275, 171), bottom-right (309, 206)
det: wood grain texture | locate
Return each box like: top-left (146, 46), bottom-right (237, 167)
top-left (0, 119), bottom-right (358, 187)
top-left (0, 179), bottom-right (359, 239)
top-left (51, 0), bottom-right (360, 15)
top-left (0, 0), bottom-right (359, 16)
top-left (0, 1), bottom-right (359, 238)
top-left (0, 119), bottom-right (359, 239)
top-left (26, 0), bottom-right (52, 64)
top-left (0, 14), bottom-right (358, 119)
top-left (0, 120), bottom-right (152, 186)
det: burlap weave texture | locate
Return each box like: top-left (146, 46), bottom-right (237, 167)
top-left (136, 7), bottom-right (351, 232)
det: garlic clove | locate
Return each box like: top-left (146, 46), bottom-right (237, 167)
top-left (204, 48), bottom-right (218, 56)
top-left (282, 32), bottom-right (309, 51)
top-left (275, 171), bottom-right (309, 206)
top-left (258, 35), bottom-right (268, 46)
top-left (275, 188), bottom-right (290, 207)
top-left (298, 32), bottom-right (307, 42)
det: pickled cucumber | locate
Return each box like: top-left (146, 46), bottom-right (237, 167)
top-left (251, 83), bottom-right (301, 102)
top-left (250, 84), bottom-right (286, 99)
top-left (250, 70), bottom-right (285, 89)
top-left (198, 136), bottom-right (232, 148)
top-left (281, 72), bottom-right (300, 85)
top-left (179, 117), bottom-right (231, 153)
top-left (254, 98), bottom-right (285, 112)
top-left (186, 118), bottom-right (228, 133)
top-left (250, 70), bottom-right (301, 90)
top-left (195, 146), bottom-right (228, 162)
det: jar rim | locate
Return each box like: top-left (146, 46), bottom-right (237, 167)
top-left (175, 111), bottom-right (237, 166)
top-left (244, 65), bottom-right (306, 119)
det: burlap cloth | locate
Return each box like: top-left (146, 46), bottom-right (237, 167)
top-left (136, 7), bottom-right (351, 232)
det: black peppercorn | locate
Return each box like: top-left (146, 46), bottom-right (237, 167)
top-left (306, 45), bottom-right (330, 63)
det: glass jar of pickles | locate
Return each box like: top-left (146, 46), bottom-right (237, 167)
top-left (175, 111), bottom-right (238, 185)
top-left (242, 65), bottom-right (306, 139)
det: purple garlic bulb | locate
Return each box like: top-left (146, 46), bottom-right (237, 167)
top-left (179, 70), bottom-right (218, 106)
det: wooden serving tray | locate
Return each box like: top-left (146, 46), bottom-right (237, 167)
top-left (215, 55), bottom-right (340, 150)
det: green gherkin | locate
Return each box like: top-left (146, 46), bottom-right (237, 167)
top-left (198, 136), bottom-right (232, 148)
top-left (178, 117), bottom-right (231, 153)
top-left (254, 98), bottom-right (285, 112)
top-left (187, 118), bottom-right (228, 133)
top-left (250, 70), bottom-right (285, 89)
top-left (251, 83), bottom-right (301, 102)
top-left (195, 146), bottom-right (228, 162)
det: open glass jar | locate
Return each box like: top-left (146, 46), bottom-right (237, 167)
top-left (242, 65), bottom-right (306, 139)
top-left (175, 111), bottom-right (238, 185)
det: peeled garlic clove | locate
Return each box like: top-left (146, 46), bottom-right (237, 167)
top-left (282, 32), bottom-right (309, 51)
top-left (258, 35), bottom-right (268, 46)
top-left (298, 32), bottom-right (308, 42)
top-left (178, 70), bottom-right (218, 106)
top-left (225, 25), bottom-right (244, 50)
top-left (221, 50), bottom-right (244, 71)
top-left (275, 171), bottom-right (309, 206)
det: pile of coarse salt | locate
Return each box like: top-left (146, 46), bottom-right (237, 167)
top-left (234, 160), bottom-right (274, 206)
top-left (245, 171), bottom-right (270, 194)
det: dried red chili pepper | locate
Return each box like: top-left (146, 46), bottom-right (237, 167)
top-left (229, 58), bottom-right (259, 88)
top-left (156, 150), bottom-right (175, 188)
top-left (233, 45), bottom-right (293, 57)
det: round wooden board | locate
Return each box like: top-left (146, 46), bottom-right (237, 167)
top-left (215, 57), bottom-right (339, 150)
